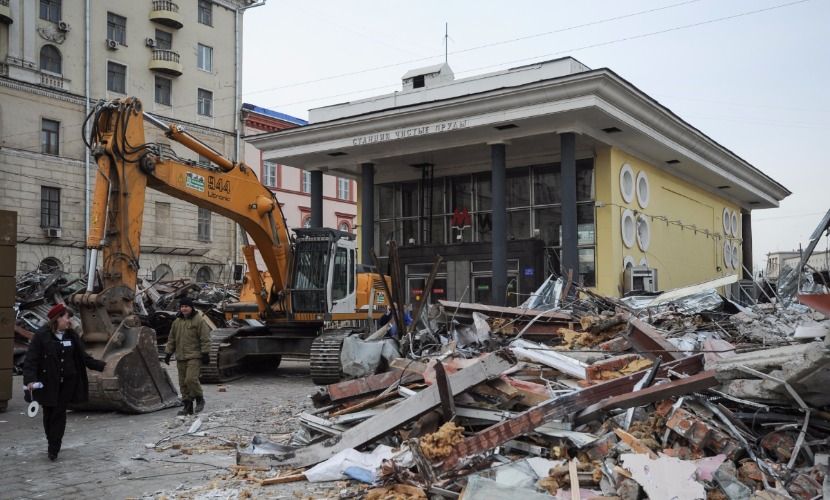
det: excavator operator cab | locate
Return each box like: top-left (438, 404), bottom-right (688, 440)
top-left (289, 228), bottom-right (357, 320)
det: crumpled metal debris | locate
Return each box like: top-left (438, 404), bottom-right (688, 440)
top-left (264, 269), bottom-right (830, 500)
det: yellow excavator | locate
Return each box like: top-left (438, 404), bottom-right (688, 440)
top-left (71, 97), bottom-right (390, 413)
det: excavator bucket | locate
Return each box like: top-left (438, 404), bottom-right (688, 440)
top-left (74, 316), bottom-right (180, 413)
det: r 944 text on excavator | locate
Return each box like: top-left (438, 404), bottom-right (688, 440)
top-left (71, 97), bottom-right (390, 413)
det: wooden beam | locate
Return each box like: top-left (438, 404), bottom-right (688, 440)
top-left (626, 317), bottom-right (685, 362)
top-left (436, 355), bottom-right (705, 473)
top-left (326, 370), bottom-right (422, 403)
top-left (573, 370), bottom-right (718, 425)
top-left (268, 350), bottom-right (516, 468)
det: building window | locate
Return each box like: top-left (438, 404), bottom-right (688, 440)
top-left (301, 170), bottom-right (311, 194)
top-left (155, 202), bottom-right (170, 237)
top-left (154, 76), bottom-right (172, 106)
top-left (197, 44), bottom-right (213, 72)
top-left (197, 208), bottom-right (211, 241)
top-left (41, 186), bottom-right (60, 227)
top-left (337, 177), bottom-right (350, 201)
top-left (41, 119), bottom-right (59, 155)
top-left (107, 12), bottom-right (127, 45)
top-left (39, 257), bottom-right (63, 274)
top-left (39, 45), bottom-right (62, 74)
top-left (107, 62), bottom-right (127, 93)
top-left (198, 0), bottom-right (213, 26)
top-left (302, 216), bottom-right (311, 228)
top-left (40, 0), bottom-right (61, 23)
top-left (155, 29), bottom-right (172, 50)
top-left (154, 263), bottom-right (173, 281)
top-left (197, 88), bottom-right (213, 116)
top-left (263, 161), bottom-right (277, 187)
top-left (196, 266), bottom-right (213, 282)
top-left (339, 221), bottom-right (350, 232)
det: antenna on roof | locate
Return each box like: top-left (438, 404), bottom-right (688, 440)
top-left (443, 22), bottom-right (453, 63)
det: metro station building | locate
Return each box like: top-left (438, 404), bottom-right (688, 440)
top-left (248, 57), bottom-right (789, 307)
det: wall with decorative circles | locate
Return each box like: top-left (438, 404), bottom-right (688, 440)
top-left (593, 148), bottom-right (743, 296)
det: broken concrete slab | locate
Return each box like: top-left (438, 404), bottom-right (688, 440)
top-left (621, 453), bottom-right (706, 500)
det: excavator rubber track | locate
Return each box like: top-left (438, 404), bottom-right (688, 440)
top-left (309, 329), bottom-right (350, 385)
top-left (200, 328), bottom-right (243, 384)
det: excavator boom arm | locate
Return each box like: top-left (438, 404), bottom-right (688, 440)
top-left (86, 98), bottom-right (291, 313)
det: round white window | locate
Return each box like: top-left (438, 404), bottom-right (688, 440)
top-left (636, 171), bottom-right (650, 209)
top-left (723, 241), bottom-right (732, 268)
top-left (732, 242), bottom-right (740, 269)
top-left (620, 164), bottom-right (635, 204)
top-left (623, 255), bottom-right (635, 269)
top-left (722, 208), bottom-right (731, 235)
top-left (636, 214), bottom-right (650, 252)
top-left (731, 211), bottom-right (739, 237)
top-left (621, 209), bottom-right (636, 248)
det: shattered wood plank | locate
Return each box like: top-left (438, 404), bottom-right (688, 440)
top-left (497, 378), bottom-right (551, 407)
top-left (389, 358), bottom-right (431, 375)
top-left (626, 317), bottom-right (685, 362)
top-left (328, 392), bottom-right (403, 418)
top-left (573, 370), bottom-right (719, 425)
top-left (569, 459), bottom-right (580, 500)
top-left (614, 429), bottom-right (658, 458)
top-left (326, 370), bottom-right (422, 403)
top-left (433, 361), bottom-right (456, 420)
top-left (260, 474), bottom-right (306, 485)
top-left (436, 354), bottom-right (705, 473)
top-left (273, 350), bottom-right (516, 469)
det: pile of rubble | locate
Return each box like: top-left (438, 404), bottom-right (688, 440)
top-left (10, 264), bottom-right (830, 498)
top-left (235, 280), bottom-right (830, 500)
top-left (9, 269), bottom-right (237, 372)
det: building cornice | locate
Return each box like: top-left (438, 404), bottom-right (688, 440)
top-left (248, 69), bottom-right (790, 208)
top-left (0, 76), bottom-right (85, 105)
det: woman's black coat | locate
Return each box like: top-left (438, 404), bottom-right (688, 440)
top-left (22, 328), bottom-right (106, 406)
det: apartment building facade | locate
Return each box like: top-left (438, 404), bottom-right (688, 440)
top-left (0, 0), bottom-right (260, 281)
top-left (242, 103), bottom-right (357, 232)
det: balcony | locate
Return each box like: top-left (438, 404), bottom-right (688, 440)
top-left (0, 0), bottom-right (13, 25)
top-left (149, 0), bottom-right (182, 29)
top-left (148, 49), bottom-right (182, 76)
top-left (41, 73), bottom-right (65, 90)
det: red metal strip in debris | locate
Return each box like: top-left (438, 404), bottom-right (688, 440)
top-left (327, 370), bottom-right (422, 403)
top-left (437, 354), bottom-right (705, 473)
top-left (627, 317), bottom-right (686, 362)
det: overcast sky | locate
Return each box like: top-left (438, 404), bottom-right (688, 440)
top-left (241, 0), bottom-right (829, 272)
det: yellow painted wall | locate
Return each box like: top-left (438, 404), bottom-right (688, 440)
top-left (594, 147), bottom-right (742, 296)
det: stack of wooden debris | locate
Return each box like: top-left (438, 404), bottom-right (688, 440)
top-left (240, 291), bottom-right (830, 499)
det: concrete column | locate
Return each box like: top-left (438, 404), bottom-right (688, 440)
top-left (310, 170), bottom-right (323, 227)
top-left (22, 0), bottom-right (35, 63)
top-left (741, 210), bottom-right (753, 279)
top-left (361, 162), bottom-right (375, 265)
top-left (8, 0), bottom-right (20, 59)
top-left (491, 143), bottom-right (507, 306)
top-left (560, 133), bottom-right (579, 292)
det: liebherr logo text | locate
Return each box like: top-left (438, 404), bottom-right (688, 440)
top-left (207, 176), bottom-right (231, 202)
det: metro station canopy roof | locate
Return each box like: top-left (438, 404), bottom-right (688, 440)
top-left (247, 57), bottom-right (790, 210)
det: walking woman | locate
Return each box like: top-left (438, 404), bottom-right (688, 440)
top-left (23, 304), bottom-right (106, 461)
